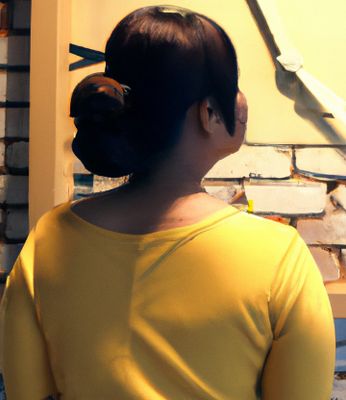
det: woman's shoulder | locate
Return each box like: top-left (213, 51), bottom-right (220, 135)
top-left (39, 199), bottom-right (73, 221)
top-left (223, 208), bottom-right (297, 239)
top-left (33, 200), bottom-right (76, 235)
top-left (212, 209), bottom-right (300, 261)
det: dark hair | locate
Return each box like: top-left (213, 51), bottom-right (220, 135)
top-left (70, 5), bottom-right (239, 179)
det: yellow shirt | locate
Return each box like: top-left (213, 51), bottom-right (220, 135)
top-left (0, 200), bottom-right (335, 400)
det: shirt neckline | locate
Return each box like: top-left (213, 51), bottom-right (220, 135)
top-left (64, 199), bottom-right (240, 242)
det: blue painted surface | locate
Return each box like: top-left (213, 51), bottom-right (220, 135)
top-left (335, 318), bottom-right (346, 372)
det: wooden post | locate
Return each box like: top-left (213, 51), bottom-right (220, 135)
top-left (29, 0), bottom-right (74, 228)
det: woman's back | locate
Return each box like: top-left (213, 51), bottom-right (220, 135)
top-left (1, 200), bottom-right (335, 399)
top-left (0, 5), bottom-right (336, 399)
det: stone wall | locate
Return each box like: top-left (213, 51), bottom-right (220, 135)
top-left (204, 145), bottom-right (346, 284)
top-left (0, 0), bottom-right (30, 293)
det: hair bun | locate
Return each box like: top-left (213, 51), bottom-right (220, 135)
top-left (70, 72), bottom-right (139, 177)
top-left (70, 72), bottom-right (129, 130)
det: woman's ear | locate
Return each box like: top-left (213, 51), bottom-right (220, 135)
top-left (198, 98), bottom-right (221, 134)
top-left (235, 91), bottom-right (248, 125)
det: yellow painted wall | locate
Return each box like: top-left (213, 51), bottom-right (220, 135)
top-left (71, 0), bottom-right (346, 144)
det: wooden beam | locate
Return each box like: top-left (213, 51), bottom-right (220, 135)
top-left (29, 0), bottom-right (74, 228)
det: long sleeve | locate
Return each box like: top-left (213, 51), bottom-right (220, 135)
top-left (261, 232), bottom-right (336, 399)
top-left (0, 255), bottom-right (58, 400)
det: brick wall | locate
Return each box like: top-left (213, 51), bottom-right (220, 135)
top-left (204, 145), bottom-right (346, 283)
top-left (0, 0), bottom-right (30, 293)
